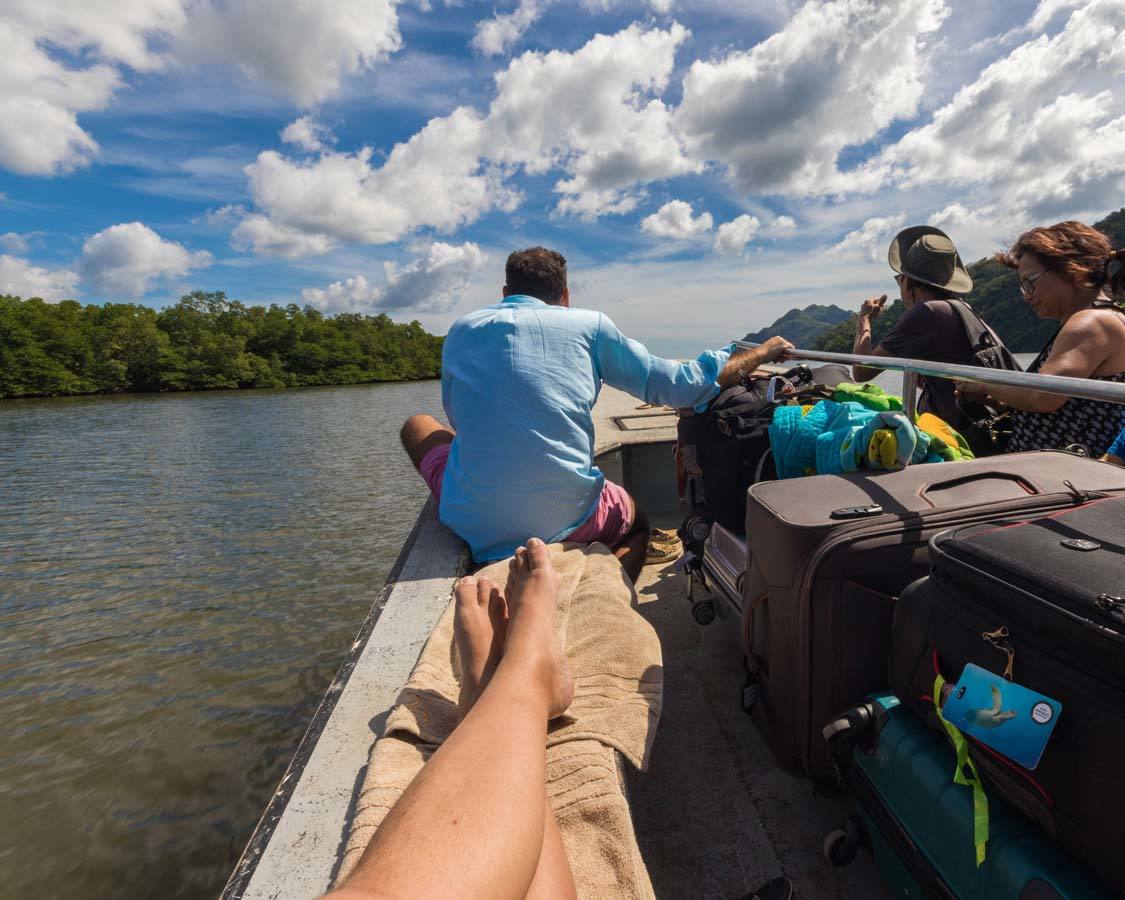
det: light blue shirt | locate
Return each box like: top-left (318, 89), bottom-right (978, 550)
top-left (440, 295), bottom-right (732, 561)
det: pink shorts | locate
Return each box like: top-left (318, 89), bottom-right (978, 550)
top-left (417, 444), bottom-right (634, 548)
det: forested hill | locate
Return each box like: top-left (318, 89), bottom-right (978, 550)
top-left (0, 291), bottom-right (444, 399)
top-left (811, 207), bottom-right (1125, 354)
top-left (742, 304), bottom-right (851, 346)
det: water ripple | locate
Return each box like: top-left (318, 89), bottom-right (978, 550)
top-left (0, 381), bottom-right (445, 900)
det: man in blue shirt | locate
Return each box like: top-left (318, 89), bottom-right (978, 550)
top-left (401, 246), bottom-right (793, 580)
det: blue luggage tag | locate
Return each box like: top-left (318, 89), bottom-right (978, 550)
top-left (942, 663), bottom-right (1062, 770)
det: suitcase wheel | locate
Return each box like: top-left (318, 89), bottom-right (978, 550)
top-left (691, 599), bottom-right (716, 625)
top-left (823, 816), bottom-right (864, 868)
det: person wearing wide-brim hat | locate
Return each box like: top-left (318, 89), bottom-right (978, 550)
top-left (849, 224), bottom-right (992, 430)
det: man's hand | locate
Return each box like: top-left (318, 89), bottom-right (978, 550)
top-left (859, 295), bottom-right (887, 320)
top-left (760, 335), bottom-right (795, 363)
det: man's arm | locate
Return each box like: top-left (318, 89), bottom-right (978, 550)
top-left (594, 315), bottom-right (790, 409)
top-left (716, 337), bottom-right (795, 389)
top-left (852, 295), bottom-right (888, 382)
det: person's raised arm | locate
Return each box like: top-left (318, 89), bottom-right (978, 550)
top-left (852, 295), bottom-right (888, 382)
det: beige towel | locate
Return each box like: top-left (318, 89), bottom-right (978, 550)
top-left (337, 543), bottom-right (662, 899)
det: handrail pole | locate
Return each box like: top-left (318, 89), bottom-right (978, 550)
top-left (902, 371), bottom-right (919, 421)
top-left (735, 341), bottom-right (1125, 407)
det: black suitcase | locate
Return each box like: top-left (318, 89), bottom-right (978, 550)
top-left (889, 495), bottom-right (1125, 893)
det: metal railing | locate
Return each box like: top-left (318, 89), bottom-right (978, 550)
top-left (733, 341), bottom-right (1125, 421)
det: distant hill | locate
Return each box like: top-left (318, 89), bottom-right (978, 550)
top-left (809, 207), bottom-right (1125, 354)
top-left (743, 303), bottom-right (851, 346)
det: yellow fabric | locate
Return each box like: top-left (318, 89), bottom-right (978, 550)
top-left (867, 428), bottom-right (899, 470)
top-left (337, 543), bottom-right (662, 899)
top-left (934, 674), bottom-right (989, 866)
top-left (917, 412), bottom-right (975, 461)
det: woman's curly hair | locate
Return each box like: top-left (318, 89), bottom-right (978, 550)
top-left (997, 220), bottom-right (1121, 298)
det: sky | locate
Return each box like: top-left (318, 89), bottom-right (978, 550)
top-left (1, 0), bottom-right (1123, 356)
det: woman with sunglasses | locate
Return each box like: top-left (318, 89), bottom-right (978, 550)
top-left (958, 221), bottom-right (1125, 456)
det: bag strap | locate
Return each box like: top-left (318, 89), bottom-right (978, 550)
top-left (944, 299), bottom-right (1021, 371)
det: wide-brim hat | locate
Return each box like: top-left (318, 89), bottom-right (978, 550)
top-left (887, 225), bottom-right (973, 294)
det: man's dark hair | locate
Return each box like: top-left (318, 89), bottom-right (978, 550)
top-left (505, 247), bottom-right (567, 303)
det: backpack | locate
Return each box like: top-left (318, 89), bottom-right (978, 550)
top-left (683, 365), bottom-right (838, 533)
top-left (945, 299), bottom-right (1020, 456)
top-left (944, 299), bottom-right (1021, 371)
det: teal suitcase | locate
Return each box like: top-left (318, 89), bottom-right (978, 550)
top-left (823, 695), bottom-right (1111, 899)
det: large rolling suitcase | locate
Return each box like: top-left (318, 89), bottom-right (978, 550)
top-left (889, 495), bottom-right (1125, 893)
top-left (741, 452), bottom-right (1125, 781)
top-left (824, 694), bottom-right (1112, 899)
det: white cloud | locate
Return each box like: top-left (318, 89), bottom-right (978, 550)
top-left (241, 23), bottom-right (695, 250)
top-left (0, 233), bottom-right (29, 254)
top-left (177, 0), bottom-right (403, 106)
top-left (674, 0), bottom-right (948, 195)
top-left (641, 200), bottom-right (713, 238)
top-left (0, 0), bottom-right (403, 176)
top-left (231, 213), bottom-right (339, 258)
top-left (828, 214), bottom-right (906, 261)
top-left (713, 214), bottom-right (762, 255)
top-left (854, 0), bottom-right (1125, 220)
top-left (79, 222), bottom-right (212, 297)
top-left (472, 0), bottom-right (545, 56)
top-left (1, 0), bottom-right (186, 71)
top-left (772, 215), bottom-right (797, 232)
top-left (0, 255), bottom-right (79, 301)
top-left (301, 241), bottom-right (486, 313)
top-left (0, 21), bottom-right (121, 175)
top-left (280, 116), bottom-right (334, 153)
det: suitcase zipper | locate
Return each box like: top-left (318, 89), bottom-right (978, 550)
top-left (981, 627), bottom-right (1015, 681)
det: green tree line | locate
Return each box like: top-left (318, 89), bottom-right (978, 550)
top-left (811, 207), bottom-right (1125, 354)
top-left (0, 291), bottom-right (444, 398)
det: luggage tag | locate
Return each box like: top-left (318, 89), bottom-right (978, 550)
top-left (941, 663), bottom-right (1062, 770)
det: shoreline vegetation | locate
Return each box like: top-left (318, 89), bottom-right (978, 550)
top-left (1, 291), bottom-right (444, 400)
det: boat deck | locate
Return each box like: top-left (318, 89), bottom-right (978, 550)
top-left (592, 386), bottom-right (889, 897)
top-left (627, 544), bottom-right (888, 899)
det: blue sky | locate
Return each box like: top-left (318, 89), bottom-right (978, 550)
top-left (2, 0), bottom-right (1123, 356)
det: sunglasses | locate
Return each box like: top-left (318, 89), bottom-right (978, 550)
top-left (1019, 270), bottom-right (1048, 297)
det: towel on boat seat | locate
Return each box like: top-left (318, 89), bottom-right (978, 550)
top-left (336, 542), bottom-right (663, 899)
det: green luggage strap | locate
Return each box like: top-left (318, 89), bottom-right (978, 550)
top-left (933, 674), bottom-right (989, 866)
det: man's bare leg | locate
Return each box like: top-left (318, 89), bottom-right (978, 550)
top-left (613, 496), bottom-right (650, 583)
top-left (400, 413), bottom-right (454, 469)
top-left (453, 562), bottom-right (577, 900)
top-left (327, 539), bottom-right (574, 900)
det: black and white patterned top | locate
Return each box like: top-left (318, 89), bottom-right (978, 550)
top-left (1008, 303), bottom-right (1125, 456)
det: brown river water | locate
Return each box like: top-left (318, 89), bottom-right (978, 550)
top-left (0, 380), bottom-right (445, 900)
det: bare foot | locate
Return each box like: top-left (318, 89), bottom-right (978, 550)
top-left (453, 576), bottom-right (507, 721)
top-left (504, 539), bottom-right (574, 719)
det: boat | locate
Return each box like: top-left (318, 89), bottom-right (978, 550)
top-left (222, 347), bottom-right (1125, 899)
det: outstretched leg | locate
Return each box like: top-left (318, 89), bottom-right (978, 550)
top-left (454, 562), bottom-right (577, 900)
top-left (327, 538), bottom-right (574, 900)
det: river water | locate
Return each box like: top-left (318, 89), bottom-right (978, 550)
top-left (0, 380), bottom-right (445, 900)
